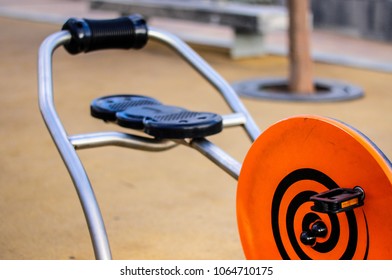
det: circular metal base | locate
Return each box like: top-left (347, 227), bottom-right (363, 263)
top-left (232, 77), bottom-right (364, 102)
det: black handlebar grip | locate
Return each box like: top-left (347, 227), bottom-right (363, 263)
top-left (62, 14), bottom-right (148, 54)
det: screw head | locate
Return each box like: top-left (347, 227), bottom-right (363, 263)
top-left (311, 221), bottom-right (328, 238)
top-left (300, 231), bottom-right (316, 246)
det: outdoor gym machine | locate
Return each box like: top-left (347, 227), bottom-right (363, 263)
top-left (38, 15), bottom-right (392, 260)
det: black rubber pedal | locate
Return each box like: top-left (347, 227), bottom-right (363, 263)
top-left (116, 104), bottom-right (185, 130)
top-left (117, 104), bottom-right (223, 139)
top-left (90, 94), bottom-right (161, 121)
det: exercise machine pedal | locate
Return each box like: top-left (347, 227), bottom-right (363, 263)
top-left (90, 94), bottom-right (223, 139)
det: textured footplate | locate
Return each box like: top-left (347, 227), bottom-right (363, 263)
top-left (116, 104), bottom-right (184, 130)
top-left (91, 94), bottom-right (223, 139)
top-left (90, 94), bottom-right (161, 121)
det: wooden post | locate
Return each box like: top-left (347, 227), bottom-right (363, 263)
top-left (287, 0), bottom-right (314, 94)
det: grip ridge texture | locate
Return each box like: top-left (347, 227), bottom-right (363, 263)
top-left (62, 14), bottom-right (148, 54)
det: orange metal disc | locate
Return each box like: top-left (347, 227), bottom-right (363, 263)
top-left (237, 115), bottom-right (392, 259)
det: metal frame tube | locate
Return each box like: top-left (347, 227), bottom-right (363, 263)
top-left (222, 113), bottom-right (247, 128)
top-left (69, 113), bottom-right (245, 151)
top-left (38, 31), bottom-right (112, 260)
top-left (70, 131), bottom-right (177, 151)
top-left (190, 138), bottom-right (242, 180)
top-left (38, 27), bottom-right (261, 260)
top-left (148, 27), bottom-right (261, 142)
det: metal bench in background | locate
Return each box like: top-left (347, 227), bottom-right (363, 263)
top-left (89, 0), bottom-right (288, 58)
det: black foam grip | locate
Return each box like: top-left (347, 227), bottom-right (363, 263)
top-left (62, 14), bottom-right (148, 54)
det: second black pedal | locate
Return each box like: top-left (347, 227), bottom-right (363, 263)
top-left (90, 94), bottom-right (223, 139)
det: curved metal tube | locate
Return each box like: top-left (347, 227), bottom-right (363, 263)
top-left (38, 31), bottom-right (112, 260)
top-left (70, 131), bottom-right (177, 151)
top-left (190, 138), bottom-right (241, 180)
top-left (148, 27), bottom-right (261, 142)
top-left (222, 113), bottom-right (247, 128)
top-left (38, 26), bottom-right (261, 260)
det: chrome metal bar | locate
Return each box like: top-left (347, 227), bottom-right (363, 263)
top-left (70, 131), bottom-right (177, 151)
top-left (222, 113), bottom-right (247, 128)
top-left (189, 138), bottom-right (242, 180)
top-left (38, 26), bottom-right (257, 261)
top-left (38, 31), bottom-right (112, 260)
top-left (148, 27), bottom-right (261, 142)
top-left (69, 113), bottom-right (244, 151)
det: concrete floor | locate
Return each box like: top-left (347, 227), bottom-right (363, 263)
top-left (0, 13), bottom-right (391, 260)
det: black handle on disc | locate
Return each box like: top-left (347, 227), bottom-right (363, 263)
top-left (62, 14), bottom-right (148, 54)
